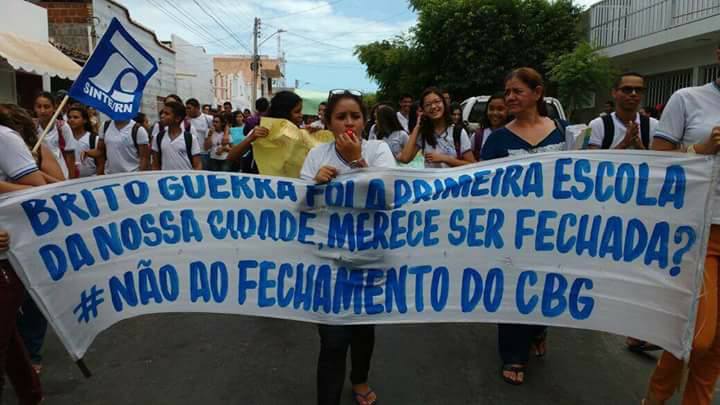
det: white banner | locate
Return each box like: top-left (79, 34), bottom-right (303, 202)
top-left (0, 151), bottom-right (716, 360)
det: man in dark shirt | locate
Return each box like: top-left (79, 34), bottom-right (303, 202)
top-left (243, 97), bottom-right (270, 136)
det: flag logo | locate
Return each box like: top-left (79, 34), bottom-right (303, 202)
top-left (69, 18), bottom-right (157, 120)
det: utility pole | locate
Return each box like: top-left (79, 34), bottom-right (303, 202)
top-left (251, 17), bottom-right (260, 112)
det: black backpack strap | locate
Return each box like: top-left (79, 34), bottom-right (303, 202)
top-left (452, 126), bottom-right (462, 159)
top-left (103, 120), bottom-right (111, 137)
top-left (601, 114), bottom-right (615, 149)
top-left (131, 123), bottom-right (140, 152)
top-left (89, 133), bottom-right (97, 149)
top-left (156, 129), bottom-right (166, 168)
top-left (639, 114), bottom-right (650, 148)
top-left (184, 129), bottom-right (194, 166)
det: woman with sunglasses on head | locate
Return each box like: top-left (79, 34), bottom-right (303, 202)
top-left (481, 68), bottom-right (569, 386)
top-left (397, 87), bottom-right (475, 168)
top-left (301, 90), bottom-right (394, 405)
top-left (228, 91), bottom-right (303, 174)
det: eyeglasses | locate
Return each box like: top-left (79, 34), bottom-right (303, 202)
top-left (618, 86), bottom-right (645, 95)
top-left (423, 99), bottom-right (444, 109)
top-left (329, 89), bottom-right (363, 98)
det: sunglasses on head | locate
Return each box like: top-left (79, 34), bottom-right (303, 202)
top-left (618, 86), bottom-right (645, 95)
top-left (329, 89), bottom-right (363, 98)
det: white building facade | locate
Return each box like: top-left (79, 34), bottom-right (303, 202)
top-left (589, 0), bottom-right (720, 107)
top-left (170, 34), bottom-right (214, 107)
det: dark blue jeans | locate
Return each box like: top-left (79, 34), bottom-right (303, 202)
top-left (317, 324), bottom-right (375, 405)
top-left (17, 294), bottom-right (47, 364)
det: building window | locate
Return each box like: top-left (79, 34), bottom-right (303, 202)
top-left (701, 64), bottom-right (720, 84)
top-left (645, 69), bottom-right (694, 107)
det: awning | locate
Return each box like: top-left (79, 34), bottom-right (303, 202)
top-left (261, 67), bottom-right (283, 79)
top-left (0, 32), bottom-right (81, 80)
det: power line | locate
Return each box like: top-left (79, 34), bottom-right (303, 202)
top-left (192, 0), bottom-right (253, 53)
top-left (262, 0), bottom-right (347, 20)
top-left (147, 0), bottom-right (235, 51)
top-left (163, 0), bottom-right (234, 48)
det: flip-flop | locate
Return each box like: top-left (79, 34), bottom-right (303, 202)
top-left (501, 364), bottom-right (526, 386)
top-left (352, 389), bottom-right (378, 405)
top-left (532, 330), bottom-right (547, 357)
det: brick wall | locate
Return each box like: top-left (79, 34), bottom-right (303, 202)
top-left (34, 2), bottom-right (92, 55)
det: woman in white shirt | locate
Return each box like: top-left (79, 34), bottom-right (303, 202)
top-left (205, 114), bottom-right (231, 172)
top-left (67, 106), bottom-right (100, 178)
top-left (396, 87), bottom-right (475, 168)
top-left (33, 92), bottom-right (74, 179)
top-left (644, 47), bottom-right (720, 405)
top-left (301, 90), bottom-right (394, 405)
top-left (367, 105), bottom-right (409, 159)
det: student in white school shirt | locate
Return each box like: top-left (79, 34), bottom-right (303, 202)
top-left (96, 117), bottom-right (150, 175)
top-left (185, 98), bottom-right (213, 169)
top-left (152, 101), bottom-right (202, 171)
top-left (588, 72), bottom-right (659, 150)
top-left (33, 92), bottom-right (75, 179)
top-left (67, 106), bottom-right (100, 178)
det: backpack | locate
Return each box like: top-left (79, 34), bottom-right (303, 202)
top-left (600, 114), bottom-right (650, 149)
top-left (155, 127), bottom-right (194, 168)
top-left (56, 120), bottom-right (66, 152)
top-left (103, 120), bottom-right (141, 152)
top-left (452, 125), bottom-right (464, 159)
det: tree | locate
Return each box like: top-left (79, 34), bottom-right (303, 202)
top-left (356, 0), bottom-right (582, 102)
top-left (546, 41), bottom-right (616, 121)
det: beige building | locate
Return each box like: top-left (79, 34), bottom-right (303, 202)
top-left (213, 55), bottom-right (283, 111)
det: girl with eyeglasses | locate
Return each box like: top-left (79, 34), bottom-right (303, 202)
top-left (300, 90), bottom-right (394, 405)
top-left (397, 87), bottom-right (475, 168)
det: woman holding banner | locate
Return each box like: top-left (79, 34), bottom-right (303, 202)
top-left (481, 67), bottom-right (569, 386)
top-left (643, 45), bottom-right (720, 405)
top-left (300, 90), bottom-right (395, 405)
top-left (0, 107), bottom-right (45, 404)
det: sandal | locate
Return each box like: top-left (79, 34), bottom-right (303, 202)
top-left (352, 389), bottom-right (378, 405)
top-left (501, 364), bottom-right (526, 385)
top-left (532, 330), bottom-right (547, 357)
top-left (626, 337), bottom-right (661, 353)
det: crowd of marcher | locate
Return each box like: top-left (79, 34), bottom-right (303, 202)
top-left (0, 43), bottom-right (719, 405)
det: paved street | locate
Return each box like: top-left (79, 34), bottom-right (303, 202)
top-left (4, 314), bottom-right (717, 404)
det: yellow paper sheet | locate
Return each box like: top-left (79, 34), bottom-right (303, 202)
top-left (252, 118), bottom-right (335, 178)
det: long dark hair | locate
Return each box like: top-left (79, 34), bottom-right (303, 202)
top-left (34, 91), bottom-right (56, 108)
top-left (375, 105), bottom-right (404, 139)
top-left (68, 106), bottom-right (96, 135)
top-left (323, 91), bottom-right (367, 131)
top-left (268, 91), bottom-right (302, 122)
top-left (0, 104), bottom-right (39, 149)
top-left (505, 67), bottom-right (548, 116)
top-left (419, 87), bottom-right (452, 148)
top-left (407, 101), bottom-right (421, 133)
top-left (231, 110), bottom-right (244, 127)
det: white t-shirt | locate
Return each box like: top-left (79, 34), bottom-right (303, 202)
top-left (415, 125), bottom-right (472, 168)
top-left (655, 82), bottom-right (720, 223)
top-left (151, 128), bottom-right (202, 170)
top-left (396, 112), bottom-right (409, 132)
top-left (0, 125), bottom-right (38, 182)
top-left (73, 132), bottom-right (97, 178)
top-left (588, 112), bottom-right (659, 148)
top-left (38, 120), bottom-right (75, 179)
top-left (300, 140), bottom-right (396, 181)
top-left (209, 130), bottom-right (228, 160)
top-left (368, 125), bottom-right (409, 157)
top-left (190, 114), bottom-right (213, 154)
top-left (99, 120), bottom-right (149, 174)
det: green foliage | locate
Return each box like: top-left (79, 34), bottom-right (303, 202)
top-left (546, 41), bottom-right (616, 120)
top-left (356, 0), bottom-right (582, 102)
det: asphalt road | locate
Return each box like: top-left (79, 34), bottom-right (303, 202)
top-left (3, 314), bottom-right (718, 404)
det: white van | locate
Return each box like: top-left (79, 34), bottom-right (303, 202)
top-left (460, 96), bottom-right (567, 133)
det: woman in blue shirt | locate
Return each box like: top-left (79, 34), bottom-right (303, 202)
top-left (482, 67), bottom-right (568, 386)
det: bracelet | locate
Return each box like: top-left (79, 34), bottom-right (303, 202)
top-left (348, 158), bottom-right (365, 168)
top-left (687, 144), bottom-right (697, 154)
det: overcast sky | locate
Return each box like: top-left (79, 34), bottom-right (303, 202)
top-left (116, 0), bottom-right (600, 93)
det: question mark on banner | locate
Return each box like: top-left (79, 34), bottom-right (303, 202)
top-left (670, 226), bottom-right (696, 277)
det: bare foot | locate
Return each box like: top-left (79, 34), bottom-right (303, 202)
top-left (351, 383), bottom-right (377, 405)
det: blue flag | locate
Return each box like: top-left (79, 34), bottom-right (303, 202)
top-left (69, 18), bottom-right (157, 120)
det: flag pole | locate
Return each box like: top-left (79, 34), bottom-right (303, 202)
top-left (32, 95), bottom-right (70, 154)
